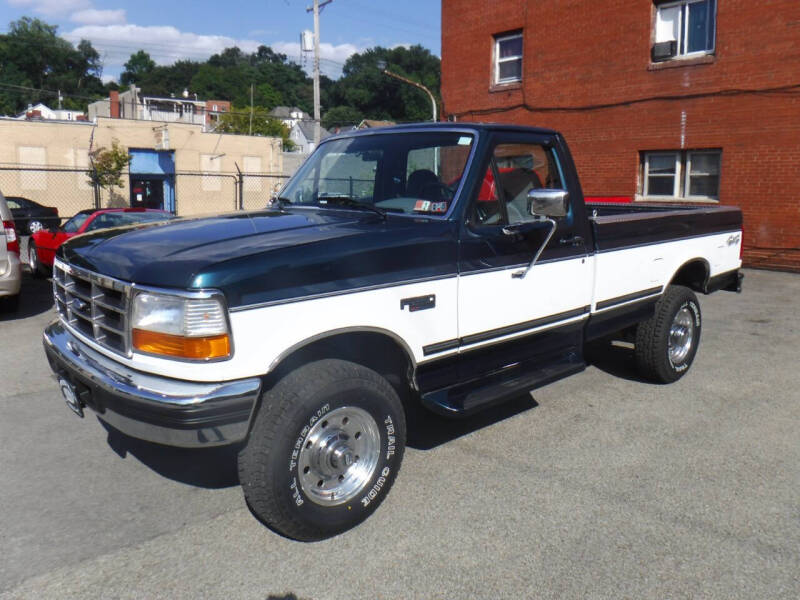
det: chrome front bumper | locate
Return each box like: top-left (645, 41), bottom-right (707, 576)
top-left (43, 320), bottom-right (262, 448)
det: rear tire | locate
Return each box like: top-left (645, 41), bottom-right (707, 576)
top-left (238, 359), bottom-right (406, 541)
top-left (635, 285), bottom-right (701, 383)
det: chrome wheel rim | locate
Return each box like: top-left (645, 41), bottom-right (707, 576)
top-left (669, 307), bottom-right (694, 364)
top-left (297, 406), bottom-right (381, 506)
top-left (29, 221), bottom-right (43, 233)
top-left (28, 245), bottom-right (37, 271)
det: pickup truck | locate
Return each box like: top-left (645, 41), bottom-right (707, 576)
top-left (43, 123), bottom-right (743, 541)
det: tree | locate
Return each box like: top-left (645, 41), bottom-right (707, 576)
top-left (121, 50), bottom-right (156, 86)
top-left (216, 107), bottom-right (295, 150)
top-left (327, 45), bottom-right (441, 123)
top-left (87, 141), bottom-right (133, 200)
top-left (0, 17), bottom-right (105, 114)
top-left (322, 105), bottom-right (363, 130)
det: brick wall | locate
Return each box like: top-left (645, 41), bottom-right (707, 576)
top-left (442, 0), bottom-right (800, 271)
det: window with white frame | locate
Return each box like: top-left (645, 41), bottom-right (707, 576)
top-left (642, 150), bottom-right (721, 200)
top-left (653, 0), bottom-right (716, 60)
top-left (494, 31), bottom-right (523, 85)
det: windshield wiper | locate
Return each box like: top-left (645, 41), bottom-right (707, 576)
top-left (316, 194), bottom-right (386, 219)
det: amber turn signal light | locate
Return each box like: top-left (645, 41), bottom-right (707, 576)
top-left (132, 329), bottom-right (230, 360)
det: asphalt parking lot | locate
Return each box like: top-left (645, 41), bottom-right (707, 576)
top-left (1, 264), bottom-right (798, 599)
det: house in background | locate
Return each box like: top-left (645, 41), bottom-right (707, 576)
top-left (441, 0), bottom-right (800, 271)
top-left (88, 87), bottom-right (230, 131)
top-left (16, 103), bottom-right (86, 122)
top-left (356, 119), bottom-right (395, 130)
top-left (289, 120), bottom-right (331, 154)
top-left (269, 106), bottom-right (311, 129)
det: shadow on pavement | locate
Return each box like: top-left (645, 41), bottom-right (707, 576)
top-left (584, 338), bottom-right (651, 384)
top-left (100, 420), bottom-right (241, 489)
top-left (0, 270), bottom-right (54, 321)
top-left (406, 393), bottom-right (539, 451)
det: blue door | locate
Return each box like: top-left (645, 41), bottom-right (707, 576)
top-left (129, 150), bottom-right (176, 212)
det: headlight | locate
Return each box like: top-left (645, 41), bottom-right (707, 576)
top-left (131, 292), bottom-right (231, 360)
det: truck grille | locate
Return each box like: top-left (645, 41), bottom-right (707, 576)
top-left (53, 259), bottom-right (132, 355)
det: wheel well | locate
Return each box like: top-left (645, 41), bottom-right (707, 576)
top-left (669, 259), bottom-right (709, 293)
top-left (265, 331), bottom-right (416, 403)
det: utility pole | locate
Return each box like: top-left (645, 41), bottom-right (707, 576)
top-left (249, 83), bottom-right (254, 136)
top-left (307, 0), bottom-right (333, 147)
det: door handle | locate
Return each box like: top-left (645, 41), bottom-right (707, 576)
top-left (558, 235), bottom-right (584, 246)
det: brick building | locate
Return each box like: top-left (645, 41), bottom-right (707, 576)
top-left (442, 0), bottom-right (800, 270)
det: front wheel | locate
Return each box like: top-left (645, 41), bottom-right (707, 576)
top-left (28, 241), bottom-right (43, 278)
top-left (635, 285), bottom-right (702, 383)
top-left (238, 359), bottom-right (406, 541)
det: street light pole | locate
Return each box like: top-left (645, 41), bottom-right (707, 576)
top-left (378, 62), bottom-right (438, 122)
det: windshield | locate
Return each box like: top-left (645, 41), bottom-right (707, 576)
top-left (83, 211), bottom-right (172, 232)
top-left (279, 131), bottom-right (475, 216)
top-left (62, 212), bottom-right (91, 233)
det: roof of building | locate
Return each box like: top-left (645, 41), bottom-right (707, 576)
top-left (270, 106), bottom-right (309, 119)
top-left (294, 120), bottom-right (331, 143)
top-left (356, 119), bottom-right (396, 129)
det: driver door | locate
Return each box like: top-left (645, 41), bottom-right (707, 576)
top-left (457, 133), bottom-right (592, 360)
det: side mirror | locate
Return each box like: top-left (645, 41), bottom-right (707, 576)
top-left (527, 189), bottom-right (569, 219)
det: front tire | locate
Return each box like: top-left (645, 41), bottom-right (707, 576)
top-left (239, 359), bottom-right (406, 541)
top-left (28, 241), bottom-right (43, 278)
top-left (635, 285), bottom-right (702, 383)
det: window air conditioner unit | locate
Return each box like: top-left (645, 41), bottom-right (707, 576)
top-left (652, 40), bottom-right (677, 62)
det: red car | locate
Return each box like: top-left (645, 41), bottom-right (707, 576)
top-left (27, 208), bottom-right (173, 277)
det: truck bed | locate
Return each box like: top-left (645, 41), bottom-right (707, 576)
top-left (586, 202), bottom-right (742, 252)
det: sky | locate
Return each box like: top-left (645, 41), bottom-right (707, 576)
top-left (0, 0), bottom-right (441, 81)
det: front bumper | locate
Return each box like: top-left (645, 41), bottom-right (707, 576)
top-left (43, 320), bottom-right (262, 448)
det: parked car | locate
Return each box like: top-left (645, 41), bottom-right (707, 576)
top-left (43, 123), bottom-right (743, 540)
top-left (0, 191), bottom-right (22, 311)
top-left (4, 196), bottom-right (60, 234)
top-left (28, 208), bottom-right (174, 277)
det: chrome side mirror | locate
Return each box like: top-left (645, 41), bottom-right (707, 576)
top-left (527, 189), bottom-right (569, 219)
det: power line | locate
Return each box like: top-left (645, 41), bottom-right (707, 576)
top-left (451, 83), bottom-right (800, 119)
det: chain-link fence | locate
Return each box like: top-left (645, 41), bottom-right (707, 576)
top-left (0, 166), bottom-right (290, 223)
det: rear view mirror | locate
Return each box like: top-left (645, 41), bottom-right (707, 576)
top-left (527, 189), bottom-right (569, 219)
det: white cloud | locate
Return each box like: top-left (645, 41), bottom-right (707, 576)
top-left (64, 24), bottom-right (263, 64)
top-left (70, 9), bottom-right (126, 25)
top-left (272, 40), bottom-right (359, 66)
top-left (8, 0), bottom-right (89, 16)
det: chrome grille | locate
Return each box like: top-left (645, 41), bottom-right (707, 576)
top-left (53, 259), bottom-right (132, 355)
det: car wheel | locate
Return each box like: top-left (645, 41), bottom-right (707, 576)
top-left (28, 241), bottom-right (43, 278)
top-left (28, 220), bottom-right (44, 234)
top-left (238, 359), bottom-right (406, 541)
top-left (635, 285), bottom-right (701, 383)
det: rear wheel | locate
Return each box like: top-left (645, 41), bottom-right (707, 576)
top-left (238, 359), bottom-right (406, 541)
top-left (635, 285), bottom-right (701, 383)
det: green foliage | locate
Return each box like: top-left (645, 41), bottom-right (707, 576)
top-left (322, 105), bottom-right (364, 130)
top-left (327, 45), bottom-right (441, 124)
top-left (120, 50), bottom-right (156, 86)
top-left (0, 17), bottom-right (106, 115)
top-left (87, 140), bottom-right (133, 191)
top-left (216, 108), bottom-right (295, 151)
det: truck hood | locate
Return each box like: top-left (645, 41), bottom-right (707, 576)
top-left (59, 209), bottom-right (458, 308)
top-left (61, 209), bottom-right (370, 286)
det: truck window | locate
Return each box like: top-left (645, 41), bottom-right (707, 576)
top-left (472, 143), bottom-right (565, 226)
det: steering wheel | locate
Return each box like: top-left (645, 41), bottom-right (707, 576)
top-left (420, 182), bottom-right (455, 201)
